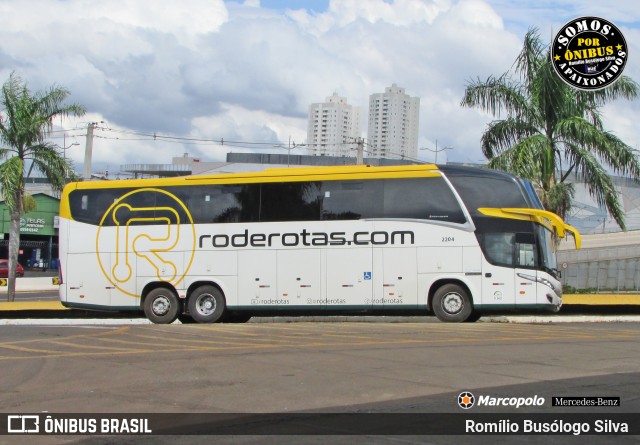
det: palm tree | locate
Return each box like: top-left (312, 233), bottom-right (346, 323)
top-left (0, 73), bottom-right (85, 301)
top-left (461, 28), bottom-right (640, 230)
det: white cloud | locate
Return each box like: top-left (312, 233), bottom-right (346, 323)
top-left (0, 0), bottom-right (638, 174)
top-left (190, 103), bottom-right (308, 157)
top-left (0, 0), bottom-right (228, 44)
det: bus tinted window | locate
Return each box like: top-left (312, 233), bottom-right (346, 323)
top-left (483, 233), bottom-right (515, 266)
top-left (68, 189), bottom-right (125, 225)
top-left (481, 231), bottom-right (538, 269)
top-left (68, 177), bottom-right (466, 225)
top-left (321, 180), bottom-right (384, 220)
top-left (193, 184), bottom-right (260, 223)
top-left (260, 182), bottom-right (323, 222)
top-left (446, 175), bottom-right (528, 216)
top-left (383, 177), bottom-right (466, 223)
top-left (321, 177), bottom-right (465, 223)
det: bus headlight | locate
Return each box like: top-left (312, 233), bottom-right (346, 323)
top-left (517, 273), bottom-right (556, 292)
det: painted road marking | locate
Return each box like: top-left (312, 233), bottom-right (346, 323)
top-left (0, 322), bottom-right (638, 361)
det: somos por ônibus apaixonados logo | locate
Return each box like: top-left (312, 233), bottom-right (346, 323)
top-left (551, 16), bottom-right (628, 91)
top-left (96, 188), bottom-right (196, 297)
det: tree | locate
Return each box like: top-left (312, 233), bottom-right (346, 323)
top-left (461, 28), bottom-right (640, 229)
top-left (0, 73), bottom-right (85, 301)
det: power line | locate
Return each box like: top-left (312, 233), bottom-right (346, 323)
top-left (50, 124), bottom-right (433, 164)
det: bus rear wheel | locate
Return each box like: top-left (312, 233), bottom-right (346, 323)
top-left (432, 284), bottom-right (473, 323)
top-left (143, 288), bottom-right (180, 324)
top-left (188, 285), bottom-right (226, 323)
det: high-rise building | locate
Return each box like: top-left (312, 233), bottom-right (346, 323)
top-left (307, 93), bottom-right (361, 157)
top-left (367, 84), bottom-right (420, 160)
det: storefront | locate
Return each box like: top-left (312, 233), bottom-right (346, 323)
top-left (0, 193), bottom-right (60, 271)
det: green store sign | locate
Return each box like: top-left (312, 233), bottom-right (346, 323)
top-left (1, 194), bottom-right (60, 237)
top-left (20, 217), bottom-right (47, 233)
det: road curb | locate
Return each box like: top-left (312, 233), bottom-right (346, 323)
top-left (1, 294), bottom-right (640, 321)
top-left (1, 305), bottom-right (640, 322)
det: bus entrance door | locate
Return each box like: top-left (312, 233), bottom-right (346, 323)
top-left (480, 233), bottom-right (517, 308)
top-left (481, 263), bottom-right (516, 308)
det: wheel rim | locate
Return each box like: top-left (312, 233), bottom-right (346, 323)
top-left (442, 292), bottom-right (463, 315)
top-left (152, 295), bottom-right (172, 316)
top-left (194, 293), bottom-right (217, 316)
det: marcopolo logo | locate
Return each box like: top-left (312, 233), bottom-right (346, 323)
top-left (551, 16), bottom-right (628, 91)
top-left (458, 392), bottom-right (475, 410)
top-left (96, 188), bottom-right (196, 297)
top-left (458, 392), bottom-right (545, 409)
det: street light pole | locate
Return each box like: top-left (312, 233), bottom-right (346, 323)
top-left (274, 137), bottom-right (306, 167)
top-left (62, 134), bottom-right (79, 162)
top-left (420, 139), bottom-right (453, 164)
top-left (356, 137), bottom-right (364, 165)
top-left (61, 134), bottom-right (79, 180)
top-left (83, 122), bottom-right (97, 180)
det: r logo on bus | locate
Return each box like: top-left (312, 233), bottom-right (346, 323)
top-left (96, 188), bottom-right (196, 297)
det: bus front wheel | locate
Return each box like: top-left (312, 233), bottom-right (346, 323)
top-left (432, 284), bottom-right (473, 323)
top-left (188, 285), bottom-right (226, 323)
top-left (143, 288), bottom-right (180, 324)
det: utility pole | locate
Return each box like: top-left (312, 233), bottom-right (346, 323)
top-left (420, 139), bottom-right (453, 164)
top-left (356, 137), bottom-right (364, 165)
top-left (83, 122), bottom-right (97, 180)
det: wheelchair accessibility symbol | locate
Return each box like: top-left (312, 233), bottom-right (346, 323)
top-left (364, 272), bottom-right (372, 280)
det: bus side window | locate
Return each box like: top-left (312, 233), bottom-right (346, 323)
top-left (212, 185), bottom-right (248, 223)
top-left (515, 232), bottom-right (537, 267)
top-left (69, 189), bottom-right (122, 225)
top-left (383, 178), bottom-right (427, 219)
top-left (259, 182), bottom-right (323, 222)
top-left (483, 233), bottom-right (515, 266)
top-left (183, 185), bottom-right (239, 224)
top-left (381, 177), bottom-right (466, 223)
top-left (321, 180), bottom-right (383, 220)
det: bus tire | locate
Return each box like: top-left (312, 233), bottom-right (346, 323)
top-left (143, 288), bottom-right (180, 324)
top-left (432, 284), bottom-right (473, 323)
top-left (188, 285), bottom-right (226, 323)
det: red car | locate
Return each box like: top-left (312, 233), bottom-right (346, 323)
top-left (0, 260), bottom-right (24, 278)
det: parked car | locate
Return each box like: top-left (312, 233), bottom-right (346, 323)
top-left (0, 260), bottom-right (24, 278)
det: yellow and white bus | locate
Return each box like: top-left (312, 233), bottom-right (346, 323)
top-left (58, 164), bottom-right (580, 323)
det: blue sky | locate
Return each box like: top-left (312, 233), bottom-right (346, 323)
top-left (0, 0), bottom-right (638, 172)
top-left (255, 0), bottom-right (330, 12)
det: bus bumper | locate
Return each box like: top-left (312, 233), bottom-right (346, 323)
top-left (546, 292), bottom-right (562, 312)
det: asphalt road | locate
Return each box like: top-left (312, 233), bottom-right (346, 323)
top-left (1, 321), bottom-right (639, 444)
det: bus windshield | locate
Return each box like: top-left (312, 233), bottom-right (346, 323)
top-left (537, 224), bottom-right (558, 275)
top-left (480, 224), bottom-right (558, 276)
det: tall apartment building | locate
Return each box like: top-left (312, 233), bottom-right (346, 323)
top-left (307, 93), bottom-right (361, 157)
top-left (367, 84), bottom-right (420, 160)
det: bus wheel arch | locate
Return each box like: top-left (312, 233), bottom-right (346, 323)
top-left (187, 282), bottom-right (226, 323)
top-left (429, 280), bottom-right (474, 323)
top-left (142, 284), bottom-right (181, 324)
